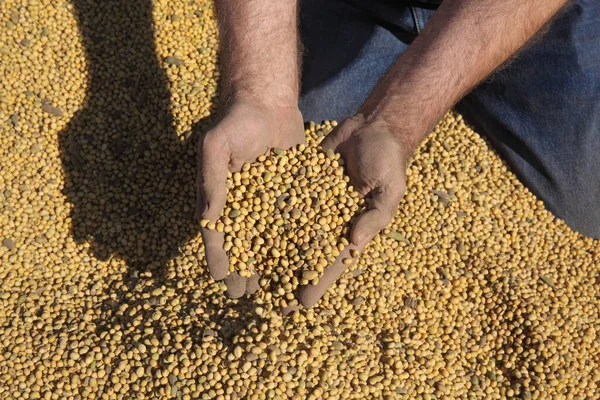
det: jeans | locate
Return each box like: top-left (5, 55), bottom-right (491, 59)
top-left (298, 0), bottom-right (600, 238)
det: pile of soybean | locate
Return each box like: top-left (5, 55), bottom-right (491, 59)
top-left (1, 0), bottom-right (600, 399)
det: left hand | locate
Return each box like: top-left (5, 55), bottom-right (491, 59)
top-left (196, 100), bottom-right (305, 284)
top-left (295, 114), bottom-right (417, 309)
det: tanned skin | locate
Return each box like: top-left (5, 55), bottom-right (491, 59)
top-left (197, 0), bottom-right (569, 308)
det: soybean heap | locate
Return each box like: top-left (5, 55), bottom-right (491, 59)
top-left (1, 0), bottom-right (600, 399)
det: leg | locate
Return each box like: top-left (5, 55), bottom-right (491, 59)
top-left (298, 0), bottom-right (417, 123)
top-left (457, 0), bottom-right (600, 238)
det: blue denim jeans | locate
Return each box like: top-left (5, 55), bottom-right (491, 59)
top-left (299, 0), bottom-right (600, 238)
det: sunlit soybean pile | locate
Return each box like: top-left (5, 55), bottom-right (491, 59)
top-left (1, 0), bottom-right (600, 399)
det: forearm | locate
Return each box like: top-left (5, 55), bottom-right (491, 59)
top-left (215, 0), bottom-right (300, 106)
top-left (361, 0), bottom-right (569, 148)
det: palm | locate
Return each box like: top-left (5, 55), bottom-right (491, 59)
top-left (215, 104), bottom-right (305, 171)
top-left (196, 101), bottom-right (304, 291)
top-left (295, 116), bottom-right (409, 310)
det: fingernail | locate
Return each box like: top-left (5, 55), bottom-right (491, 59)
top-left (352, 231), bottom-right (363, 247)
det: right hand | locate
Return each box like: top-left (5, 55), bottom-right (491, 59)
top-left (296, 114), bottom-right (413, 310)
top-left (196, 99), bottom-right (305, 281)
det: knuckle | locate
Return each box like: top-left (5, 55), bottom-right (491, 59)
top-left (201, 130), bottom-right (226, 152)
top-left (201, 131), bottom-right (217, 149)
top-left (320, 135), bottom-right (333, 148)
top-left (347, 113), bottom-right (366, 125)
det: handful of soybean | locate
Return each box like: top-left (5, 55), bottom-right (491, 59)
top-left (201, 124), bottom-right (365, 308)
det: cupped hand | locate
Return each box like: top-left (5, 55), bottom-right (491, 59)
top-left (297, 114), bottom-right (415, 309)
top-left (196, 100), bottom-right (305, 282)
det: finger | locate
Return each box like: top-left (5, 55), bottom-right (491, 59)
top-left (196, 135), bottom-right (230, 281)
top-left (352, 182), bottom-right (371, 198)
top-left (320, 126), bottom-right (345, 153)
top-left (224, 272), bottom-right (247, 299)
top-left (351, 185), bottom-right (403, 248)
top-left (321, 115), bottom-right (364, 152)
top-left (246, 273), bottom-right (260, 295)
top-left (197, 136), bottom-right (229, 222)
top-left (200, 228), bottom-right (229, 281)
top-left (195, 175), bottom-right (206, 222)
top-left (280, 303), bottom-right (302, 315)
top-left (297, 244), bottom-right (361, 310)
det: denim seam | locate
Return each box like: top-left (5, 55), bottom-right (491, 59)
top-left (408, 2), bottom-right (422, 33)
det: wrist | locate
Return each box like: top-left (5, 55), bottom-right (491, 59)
top-left (224, 94), bottom-right (304, 142)
top-left (225, 84), bottom-right (299, 110)
top-left (359, 97), bottom-right (431, 154)
top-left (358, 56), bottom-right (451, 148)
top-left (227, 91), bottom-right (301, 118)
top-left (343, 113), bottom-right (416, 162)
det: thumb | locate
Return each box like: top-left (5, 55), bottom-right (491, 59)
top-left (321, 114), bottom-right (366, 152)
top-left (196, 136), bottom-right (229, 222)
top-left (351, 184), bottom-right (404, 247)
top-left (196, 135), bottom-right (230, 281)
top-left (320, 126), bottom-right (344, 153)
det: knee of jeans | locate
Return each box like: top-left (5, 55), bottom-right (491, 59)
top-left (547, 187), bottom-right (600, 239)
top-left (298, 91), bottom-right (358, 124)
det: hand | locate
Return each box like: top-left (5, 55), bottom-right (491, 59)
top-left (297, 114), bottom-right (415, 309)
top-left (196, 99), bottom-right (305, 283)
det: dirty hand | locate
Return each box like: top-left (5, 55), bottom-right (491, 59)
top-left (196, 100), bottom-right (305, 282)
top-left (298, 114), bottom-right (415, 309)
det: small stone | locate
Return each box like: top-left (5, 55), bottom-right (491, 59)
top-left (404, 296), bottom-right (417, 309)
top-left (35, 236), bottom-right (48, 244)
top-left (540, 275), bottom-right (555, 288)
top-left (2, 238), bottom-right (15, 250)
top-left (41, 103), bottom-right (64, 117)
top-left (351, 296), bottom-right (364, 306)
top-left (165, 56), bottom-right (183, 65)
top-left (486, 371), bottom-right (497, 381)
top-left (331, 341), bottom-right (344, 351)
top-left (10, 11), bottom-right (20, 24)
top-left (385, 230), bottom-right (410, 244)
top-left (432, 189), bottom-right (454, 206)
